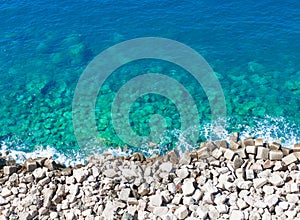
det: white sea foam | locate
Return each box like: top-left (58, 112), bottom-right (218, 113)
top-left (0, 144), bottom-right (86, 167)
top-left (1, 115), bottom-right (299, 166)
top-left (236, 115), bottom-right (300, 148)
top-left (197, 115), bottom-right (300, 148)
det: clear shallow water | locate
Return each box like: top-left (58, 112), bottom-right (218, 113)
top-left (0, 0), bottom-right (300, 163)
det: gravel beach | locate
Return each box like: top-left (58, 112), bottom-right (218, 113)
top-left (0, 134), bottom-right (300, 219)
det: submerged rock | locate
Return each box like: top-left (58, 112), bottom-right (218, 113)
top-left (248, 61), bottom-right (266, 73)
top-left (41, 80), bottom-right (56, 95)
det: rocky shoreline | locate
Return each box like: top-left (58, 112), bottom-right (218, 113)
top-left (0, 134), bottom-right (300, 219)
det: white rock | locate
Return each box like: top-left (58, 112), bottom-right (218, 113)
top-left (119, 188), bottom-right (131, 202)
top-left (275, 207), bottom-right (283, 217)
top-left (11, 187), bottom-right (18, 195)
top-left (262, 185), bottom-right (274, 195)
top-left (234, 168), bottom-right (244, 180)
top-left (214, 194), bottom-right (227, 205)
top-left (257, 170), bottom-right (271, 179)
top-left (262, 210), bottom-right (271, 220)
top-left (82, 209), bottom-right (92, 216)
top-left (235, 148), bottom-right (247, 159)
top-left (167, 183), bottom-right (176, 194)
top-left (25, 160), bottom-right (37, 172)
top-left (159, 162), bottom-right (173, 172)
top-left (0, 196), bottom-right (8, 205)
top-left (203, 192), bottom-right (214, 204)
top-left (256, 147), bottom-right (269, 160)
top-left (196, 205), bottom-right (208, 219)
top-left (208, 206), bottom-right (219, 219)
top-left (56, 184), bottom-right (65, 197)
top-left (137, 211), bottom-right (147, 220)
top-left (153, 207), bottom-right (168, 217)
top-left (236, 180), bottom-right (253, 190)
top-left (282, 153), bottom-right (298, 165)
top-left (246, 145), bottom-right (257, 154)
top-left (3, 166), bottom-right (17, 175)
top-left (230, 210), bottom-right (244, 220)
top-left (270, 142), bottom-right (281, 150)
top-left (113, 200), bottom-right (126, 209)
top-left (103, 169), bottom-right (117, 178)
top-left (218, 167), bottom-right (229, 174)
top-left (251, 163), bottom-right (263, 172)
top-left (185, 217), bottom-right (198, 220)
top-left (268, 173), bottom-right (284, 186)
top-left (290, 183), bottom-right (299, 193)
top-left (249, 211), bottom-right (261, 220)
top-left (65, 176), bottom-right (75, 185)
top-left (161, 190), bottom-right (172, 203)
top-left (286, 194), bottom-right (299, 203)
top-left (91, 166), bottom-right (100, 178)
top-left (143, 166), bottom-right (152, 178)
top-left (33, 167), bottom-right (47, 180)
top-left (192, 189), bottom-right (203, 202)
top-left (224, 149), bottom-right (235, 160)
top-left (264, 194), bottom-right (279, 207)
top-left (243, 196), bottom-right (255, 206)
top-left (230, 140), bottom-right (240, 149)
top-left (254, 200), bottom-right (267, 209)
top-left (73, 168), bottom-right (88, 183)
top-left (174, 205), bottom-right (189, 219)
top-left (64, 211), bottom-right (75, 220)
top-left (138, 183), bottom-right (150, 196)
top-left (203, 181), bottom-right (218, 194)
top-left (39, 177), bottom-right (50, 186)
top-left (269, 150), bottom-right (283, 160)
top-left (102, 201), bottom-right (116, 219)
top-left (39, 207), bottom-right (48, 216)
top-left (255, 138), bottom-right (264, 146)
top-left (182, 196), bottom-right (194, 206)
top-left (237, 198), bottom-right (248, 210)
top-left (61, 199), bottom-right (69, 210)
top-left (1, 188), bottom-right (11, 198)
top-left (284, 183), bottom-right (291, 193)
top-left (285, 210), bottom-right (297, 218)
top-left (176, 168), bottom-right (189, 179)
top-left (245, 169), bottom-right (254, 180)
top-left (149, 194), bottom-right (162, 207)
top-left (50, 212), bottom-right (58, 219)
top-left (172, 194), bottom-right (182, 205)
top-left (179, 151), bottom-right (191, 165)
top-left (122, 169), bottom-right (138, 180)
top-left (19, 213), bottom-right (32, 220)
top-left (210, 160), bottom-right (220, 167)
top-left (253, 178), bottom-right (268, 188)
top-left (68, 184), bottom-right (79, 197)
top-left (211, 148), bottom-right (223, 159)
top-left (216, 204), bottom-right (228, 214)
top-left (182, 178), bottom-right (195, 196)
top-left (228, 194), bottom-right (238, 207)
top-left (224, 181), bottom-right (236, 192)
top-left (278, 201), bottom-right (289, 210)
top-left (273, 161), bottom-right (284, 171)
top-left (127, 198), bottom-right (139, 205)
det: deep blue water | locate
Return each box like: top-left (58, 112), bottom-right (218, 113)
top-left (0, 0), bottom-right (300, 163)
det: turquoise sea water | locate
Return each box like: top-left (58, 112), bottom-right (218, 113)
top-left (0, 1), bottom-right (300, 163)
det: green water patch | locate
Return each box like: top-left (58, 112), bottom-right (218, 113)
top-left (92, 59), bottom-right (211, 151)
top-left (1, 56), bottom-right (300, 156)
top-left (1, 34), bottom-right (300, 157)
